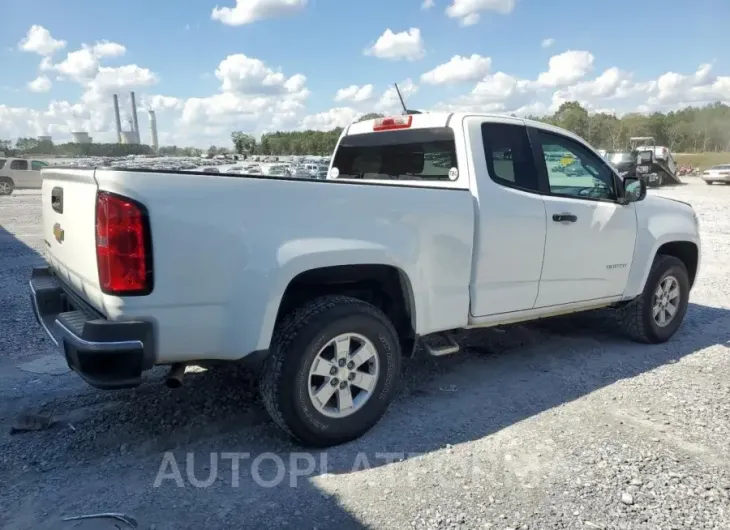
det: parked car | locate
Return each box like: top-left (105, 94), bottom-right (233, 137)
top-left (701, 164), bottom-right (730, 184)
top-left (265, 165), bottom-right (291, 177)
top-left (288, 165), bottom-right (311, 178)
top-left (0, 157), bottom-right (49, 195)
top-left (30, 113), bottom-right (700, 447)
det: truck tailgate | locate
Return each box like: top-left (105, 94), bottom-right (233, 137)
top-left (41, 168), bottom-right (104, 310)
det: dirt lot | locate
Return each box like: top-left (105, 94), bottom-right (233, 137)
top-left (1, 181), bottom-right (729, 530)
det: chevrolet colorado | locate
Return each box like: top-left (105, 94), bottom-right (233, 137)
top-left (29, 113), bottom-right (701, 447)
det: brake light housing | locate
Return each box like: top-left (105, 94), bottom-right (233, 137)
top-left (95, 191), bottom-right (153, 296)
top-left (373, 115), bottom-right (413, 131)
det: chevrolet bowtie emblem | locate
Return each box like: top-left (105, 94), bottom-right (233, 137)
top-left (53, 223), bottom-right (64, 243)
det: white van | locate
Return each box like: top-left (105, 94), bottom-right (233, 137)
top-left (0, 158), bottom-right (49, 195)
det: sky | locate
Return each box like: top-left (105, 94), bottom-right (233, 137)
top-left (1, 0), bottom-right (729, 148)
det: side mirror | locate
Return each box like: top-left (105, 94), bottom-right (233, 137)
top-left (624, 176), bottom-right (646, 203)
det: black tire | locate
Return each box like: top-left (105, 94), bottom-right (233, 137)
top-left (0, 178), bottom-right (14, 195)
top-left (260, 295), bottom-right (402, 447)
top-left (705, 181), bottom-right (713, 185)
top-left (616, 255), bottom-right (690, 343)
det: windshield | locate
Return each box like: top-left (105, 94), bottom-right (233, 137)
top-left (609, 152), bottom-right (633, 164)
top-left (331, 127), bottom-right (457, 181)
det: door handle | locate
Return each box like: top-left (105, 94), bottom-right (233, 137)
top-left (552, 213), bottom-right (577, 223)
top-left (51, 187), bottom-right (63, 214)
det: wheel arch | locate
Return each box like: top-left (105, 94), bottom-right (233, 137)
top-left (272, 263), bottom-right (418, 358)
top-left (655, 240), bottom-right (699, 288)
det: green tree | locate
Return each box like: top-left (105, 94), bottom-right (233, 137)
top-left (231, 132), bottom-right (256, 155)
top-left (357, 113), bottom-right (385, 123)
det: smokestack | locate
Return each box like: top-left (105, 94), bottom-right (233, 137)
top-left (148, 110), bottom-right (159, 152)
top-left (130, 91), bottom-right (140, 144)
top-left (113, 94), bottom-right (122, 143)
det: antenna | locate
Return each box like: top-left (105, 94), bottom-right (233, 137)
top-left (394, 83), bottom-right (407, 114)
top-left (393, 82), bottom-right (422, 115)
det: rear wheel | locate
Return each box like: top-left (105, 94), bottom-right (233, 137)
top-left (260, 295), bottom-right (402, 447)
top-left (616, 255), bottom-right (690, 343)
top-left (0, 178), bottom-right (14, 195)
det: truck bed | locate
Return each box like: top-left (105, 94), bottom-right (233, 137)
top-left (40, 167), bottom-right (476, 364)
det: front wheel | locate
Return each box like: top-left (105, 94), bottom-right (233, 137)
top-left (616, 255), bottom-right (690, 343)
top-left (260, 295), bottom-right (402, 447)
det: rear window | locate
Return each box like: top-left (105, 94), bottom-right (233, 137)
top-left (332, 127), bottom-right (457, 181)
top-left (10, 159), bottom-right (28, 170)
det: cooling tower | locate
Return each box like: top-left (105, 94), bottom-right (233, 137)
top-left (71, 132), bottom-right (91, 144)
top-left (130, 92), bottom-right (140, 144)
top-left (148, 110), bottom-right (159, 152)
top-left (113, 94), bottom-right (123, 143)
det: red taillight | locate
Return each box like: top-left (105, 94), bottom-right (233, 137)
top-left (95, 191), bottom-right (152, 295)
top-left (373, 115), bottom-right (413, 131)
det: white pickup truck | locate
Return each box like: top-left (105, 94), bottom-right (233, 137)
top-left (29, 113), bottom-right (701, 447)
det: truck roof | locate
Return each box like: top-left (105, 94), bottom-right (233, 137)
top-left (344, 112), bottom-right (593, 150)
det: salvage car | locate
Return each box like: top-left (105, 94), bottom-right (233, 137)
top-left (30, 113), bottom-right (701, 447)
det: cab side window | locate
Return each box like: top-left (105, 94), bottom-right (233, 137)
top-left (481, 122), bottom-right (539, 192)
top-left (533, 129), bottom-right (617, 201)
top-left (10, 160), bottom-right (29, 170)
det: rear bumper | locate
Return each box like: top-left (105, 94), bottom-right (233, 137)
top-left (29, 267), bottom-right (155, 389)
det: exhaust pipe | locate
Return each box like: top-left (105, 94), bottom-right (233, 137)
top-left (166, 363), bottom-right (186, 388)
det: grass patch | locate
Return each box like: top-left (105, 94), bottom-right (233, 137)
top-left (675, 152), bottom-right (730, 171)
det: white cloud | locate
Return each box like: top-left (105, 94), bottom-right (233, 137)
top-left (175, 54), bottom-right (310, 143)
top-left (334, 84), bottom-right (375, 103)
top-left (300, 107), bottom-right (362, 131)
top-left (550, 67), bottom-right (652, 110)
top-left (438, 71), bottom-right (534, 114)
top-left (93, 41), bottom-right (126, 58)
top-left (47, 40), bottom-right (129, 83)
top-left (421, 54), bottom-right (492, 85)
top-left (445, 0), bottom-right (516, 26)
top-left (536, 50), bottom-right (594, 87)
top-left (27, 75), bottom-right (52, 93)
top-left (641, 64), bottom-right (730, 111)
top-left (211, 0), bottom-right (307, 26)
top-left (434, 54), bottom-right (730, 119)
top-left (5, 23), bottom-right (730, 148)
top-left (541, 38), bottom-right (554, 48)
top-left (365, 28), bottom-right (425, 61)
top-left (3, 29), bottom-right (159, 141)
top-left (215, 54), bottom-right (304, 94)
top-left (422, 0), bottom-right (435, 8)
top-left (142, 95), bottom-right (184, 111)
top-left (18, 25), bottom-right (66, 56)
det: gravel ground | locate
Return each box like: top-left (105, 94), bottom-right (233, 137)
top-left (1, 182), bottom-right (729, 530)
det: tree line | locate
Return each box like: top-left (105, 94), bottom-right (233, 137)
top-left (531, 101), bottom-right (730, 153)
top-left (1, 138), bottom-right (158, 158)
top-left (228, 104), bottom-right (730, 156)
top-left (3, 104), bottom-right (728, 159)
